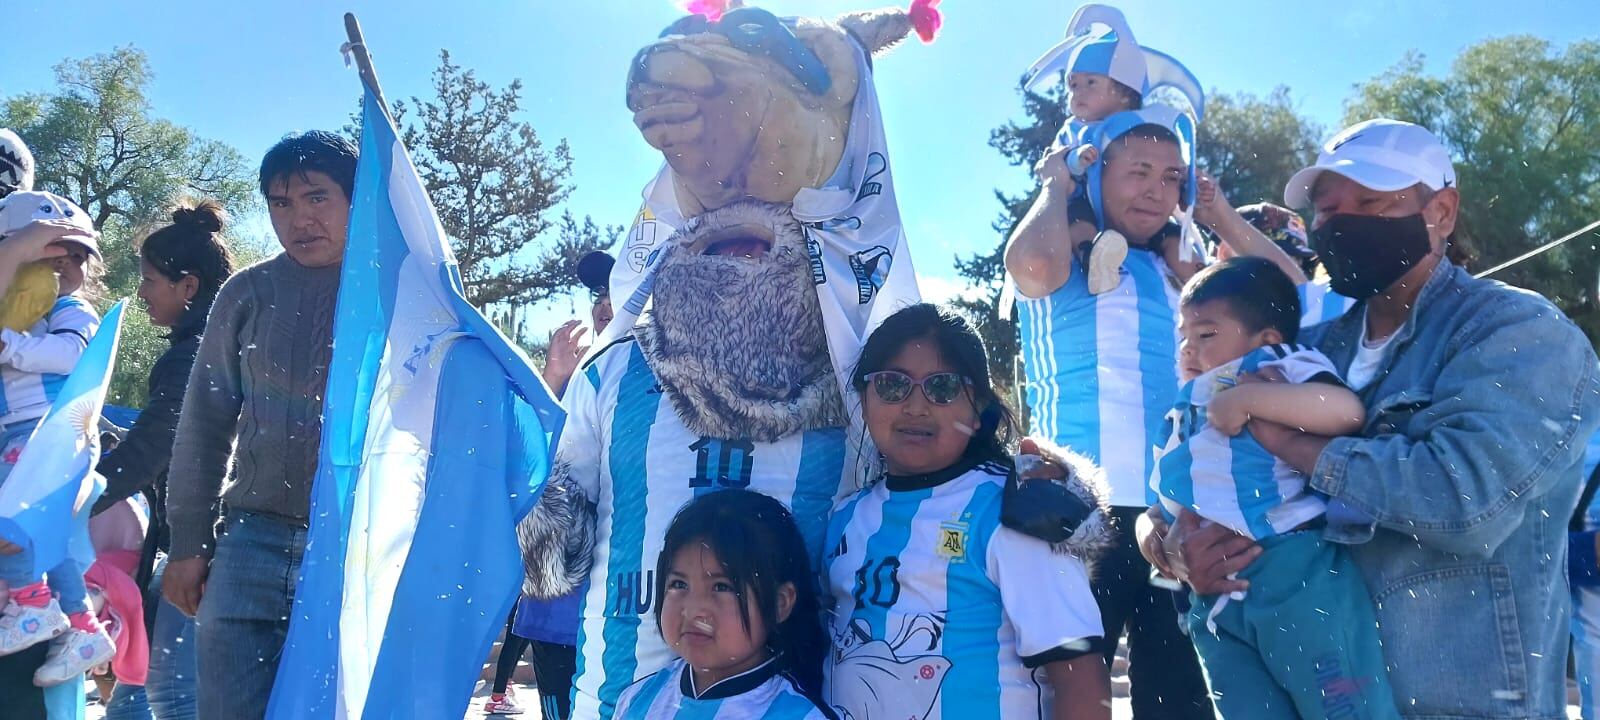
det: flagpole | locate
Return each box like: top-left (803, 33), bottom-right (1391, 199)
top-left (343, 13), bottom-right (394, 118)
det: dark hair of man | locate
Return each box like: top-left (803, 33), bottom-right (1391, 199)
top-left (1180, 256), bottom-right (1302, 343)
top-left (258, 130), bottom-right (359, 200)
top-left (1101, 123), bottom-right (1180, 164)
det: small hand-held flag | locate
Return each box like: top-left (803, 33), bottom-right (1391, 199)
top-left (266, 15), bottom-right (565, 719)
top-left (0, 301), bottom-right (126, 577)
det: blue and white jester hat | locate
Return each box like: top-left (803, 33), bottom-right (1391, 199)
top-left (1025, 4), bottom-right (1206, 124)
top-left (1084, 104), bottom-right (1198, 233)
top-left (1024, 4), bottom-right (1146, 95)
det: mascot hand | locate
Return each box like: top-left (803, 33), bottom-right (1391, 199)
top-left (518, 463), bottom-right (598, 599)
top-left (1001, 437), bottom-right (1113, 560)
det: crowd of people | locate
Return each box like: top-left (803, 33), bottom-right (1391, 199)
top-left (0, 3), bottom-right (1598, 720)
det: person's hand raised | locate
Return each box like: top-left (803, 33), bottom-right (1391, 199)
top-left (540, 320), bottom-right (591, 393)
top-left (1191, 171), bottom-right (1233, 229)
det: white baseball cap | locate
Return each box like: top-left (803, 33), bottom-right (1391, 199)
top-left (0, 191), bottom-right (100, 257)
top-left (1283, 119), bottom-right (1456, 209)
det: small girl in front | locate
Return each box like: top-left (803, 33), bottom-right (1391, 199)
top-left (824, 303), bottom-right (1111, 720)
top-left (613, 489), bottom-right (831, 719)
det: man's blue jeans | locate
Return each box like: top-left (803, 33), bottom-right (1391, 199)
top-left (194, 513), bottom-right (306, 720)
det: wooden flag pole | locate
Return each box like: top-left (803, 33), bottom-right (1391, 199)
top-left (343, 13), bottom-right (393, 117)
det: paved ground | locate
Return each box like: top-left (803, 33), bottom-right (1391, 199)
top-left (81, 641), bottom-right (1586, 720)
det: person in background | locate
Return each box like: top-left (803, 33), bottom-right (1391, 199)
top-left (485, 250), bottom-right (613, 717)
top-left (162, 131), bottom-right (355, 720)
top-left (92, 199), bottom-right (236, 720)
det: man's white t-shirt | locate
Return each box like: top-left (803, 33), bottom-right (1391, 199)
top-left (1346, 308), bottom-right (1400, 391)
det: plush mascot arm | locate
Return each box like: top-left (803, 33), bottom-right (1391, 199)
top-left (517, 364), bottom-right (602, 599)
top-left (1000, 439), bottom-right (1114, 562)
top-left (0, 296), bottom-right (98, 373)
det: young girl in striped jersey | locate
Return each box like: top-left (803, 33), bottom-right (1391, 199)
top-left (824, 303), bottom-right (1110, 720)
top-left (613, 489), bottom-right (830, 719)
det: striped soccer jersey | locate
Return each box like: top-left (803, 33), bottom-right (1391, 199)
top-left (0, 295), bottom-right (100, 427)
top-left (614, 658), bottom-right (827, 720)
top-left (562, 338), bottom-right (850, 720)
top-left (1017, 256), bottom-right (1356, 508)
top-left (822, 459), bottom-right (1102, 720)
top-left (1299, 280), bottom-right (1357, 328)
top-left (1150, 344), bottom-right (1344, 540)
top-left (1016, 250), bottom-right (1183, 507)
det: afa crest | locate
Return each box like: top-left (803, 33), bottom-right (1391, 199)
top-left (937, 521), bottom-right (967, 562)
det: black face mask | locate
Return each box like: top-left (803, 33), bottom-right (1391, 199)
top-left (1310, 213), bottom-right (1434, 300)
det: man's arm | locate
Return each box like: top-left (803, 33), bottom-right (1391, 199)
top-left (1005, 144), bottom-right (1081, 299)
top-left (1277, 305), bottom-right (1600, 557)
top-left (165, 276), bottom-right (249, 561)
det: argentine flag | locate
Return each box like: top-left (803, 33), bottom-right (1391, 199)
top-left (0, 301), bottom-right (124, 578)
top-left (267, 88), bottom-right (565, 719)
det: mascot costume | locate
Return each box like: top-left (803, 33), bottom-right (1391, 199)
top-left (518, 4), bottom-right (1110, 718)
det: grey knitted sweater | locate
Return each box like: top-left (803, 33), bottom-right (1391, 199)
top-left (166, 253), bottom-right (340, 559)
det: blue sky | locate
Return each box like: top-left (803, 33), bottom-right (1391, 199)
top-left (5, 0), bottom-right (1595, 333)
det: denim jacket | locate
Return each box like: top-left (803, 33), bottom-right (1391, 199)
top-left (1304, 260), bottom-right (1600, 719)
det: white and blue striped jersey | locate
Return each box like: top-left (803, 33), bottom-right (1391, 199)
top-left (822, 459), bottom-right (1102, 720)
top-left (1016, 250), bottom-right (1182, 507)
top-left (1017, 257), bottom-right (1355, 508)
top-left (1299, 281), bottom-right (1357, 328)
top-left (563, 338), bottom-right (850, 720)
top-left (614, 658), bottom-right (827, 720)
top-left (1150, 344), bottom-right (1344, 540)
top-left (0, 295), bottom-right (99, 426)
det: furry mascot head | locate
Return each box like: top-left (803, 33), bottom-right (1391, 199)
top-left (607, 0), bottom-right (942, 445)
top-left (519, 0), bottom-right (941, 602)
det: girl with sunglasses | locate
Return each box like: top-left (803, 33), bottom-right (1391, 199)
top-left (822, 303), bottom-right (1110, 720)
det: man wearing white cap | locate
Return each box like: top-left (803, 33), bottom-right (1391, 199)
top-left (1146, 119), bottom-right (1600, 718)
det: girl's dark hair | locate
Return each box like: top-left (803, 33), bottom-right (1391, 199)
top-left (138, 199), bottom-right (236, 334)
top-left (654, 490), bottom-right (829, 705)
top-left (258, 130), bottom-right (359, 200)
top-left (850, 303), bottom-right (1019, 463)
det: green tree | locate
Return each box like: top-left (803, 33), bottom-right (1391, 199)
top-left (1344, 36), bottom-right (1600, 341)
top-left (384, 50), bottom-right (619, 309)
top-left (1197, 87), bottom-right (1323, 207)
top-left (2, 47), bottom-right (259, 408)
top-left (952, 81), bottom-right (1066, 404)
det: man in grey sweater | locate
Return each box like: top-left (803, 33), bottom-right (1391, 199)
top-left (162, 130), bottom-right (357, 720)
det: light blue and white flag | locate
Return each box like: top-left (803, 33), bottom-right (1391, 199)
top-left (267, 87), bottom-right (565, 720)
top-left (0, 300), bottom-right (124, 577)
